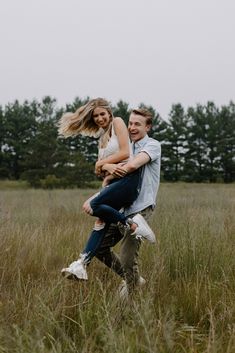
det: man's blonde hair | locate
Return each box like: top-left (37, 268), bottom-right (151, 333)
top-left (132, 108), bottom-right (153, 125)
top-left (58, 98), bottom-right (113, 137)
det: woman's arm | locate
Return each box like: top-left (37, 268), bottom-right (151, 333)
top-left (95, 117), bottom-right (130, 174)
top-left (102, 174), bottom-right (115, 187)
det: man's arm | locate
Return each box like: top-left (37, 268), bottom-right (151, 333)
top-left (121, 152), bottom-right (150, 172)
top-left (102, 152), bottom-right (150, 178)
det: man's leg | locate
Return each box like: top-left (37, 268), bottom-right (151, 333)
top-left (95, 206), bottom-right (154, 291)
top-left (120, 232), bottom-right (141, 292)
top-left (95, 223), bottom-right (125, 278)
top-left (120, 206), bottom-right (154, 293)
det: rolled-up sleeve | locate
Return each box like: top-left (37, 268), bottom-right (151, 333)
top-left (141, 140), bottom-right (161, 161)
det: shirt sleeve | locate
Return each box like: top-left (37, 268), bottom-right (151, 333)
top-left (140, 139), bottom-right (161, 161)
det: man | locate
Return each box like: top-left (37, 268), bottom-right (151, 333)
top-left (95, 107), bottom-right (161, 295)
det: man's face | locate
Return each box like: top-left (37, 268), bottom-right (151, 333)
top-left (128, 113), bottom-right (151, 142)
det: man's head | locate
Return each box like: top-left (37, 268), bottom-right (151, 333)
top-left (128, 108), bottom-right (153, 142)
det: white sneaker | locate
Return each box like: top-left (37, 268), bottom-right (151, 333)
top-left (61, 259), bottom-right (88, 280)
top-left (138, 276), bottom-right (146, 286)
top-left (131, 214), bottom-right (156, 243)
top-left (119, 276), bottom-right (146, 299)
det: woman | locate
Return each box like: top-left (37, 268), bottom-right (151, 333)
top-left (58, 98), bottom-right (155, 280)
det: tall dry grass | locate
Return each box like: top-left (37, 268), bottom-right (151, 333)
top-left (0, 184), bottom-right (234, 353)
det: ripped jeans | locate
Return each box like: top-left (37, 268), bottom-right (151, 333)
top-left (81, 169), bottom-right (142, 263)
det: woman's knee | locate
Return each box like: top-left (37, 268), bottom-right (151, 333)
top-left (90, 201), bottom-right (107, 218)
top-left (93, 219), bottom-right (105, 231)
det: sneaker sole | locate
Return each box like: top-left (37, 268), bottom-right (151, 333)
top-left (61, 269), bottom-right (88, 281)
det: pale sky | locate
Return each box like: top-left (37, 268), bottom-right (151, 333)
top-left (1, 0), bottom-right (235, 120)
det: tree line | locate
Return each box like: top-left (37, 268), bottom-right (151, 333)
top-left (0, 96), bottom-right (234, 187)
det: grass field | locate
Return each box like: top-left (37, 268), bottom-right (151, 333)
top-left (0, 184), bottom-right (234, 353)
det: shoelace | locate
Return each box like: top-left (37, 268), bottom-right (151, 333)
top-left (135, 234), bottom-right (144, 241)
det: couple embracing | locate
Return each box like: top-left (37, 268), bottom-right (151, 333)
top-left (58, 98), bottom-right (161, 296)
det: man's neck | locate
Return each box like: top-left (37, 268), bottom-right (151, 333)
top-left (132, 134), bottom-right (148, 144)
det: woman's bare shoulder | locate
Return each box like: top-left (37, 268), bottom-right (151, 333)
top-left (113, 117), bottom-right (126, 127)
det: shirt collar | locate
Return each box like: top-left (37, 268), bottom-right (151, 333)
top-left (132, 134), bottom-right (149, 148)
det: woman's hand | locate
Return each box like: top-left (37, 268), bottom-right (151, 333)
top-left (82, 199), bottom-right (93, 215)
top-left (82, 192), bottom-right (100, 215)
top-left (102, 174), bottom-right (115, 187)
top-left (95, 160), bottom-right (104, 176)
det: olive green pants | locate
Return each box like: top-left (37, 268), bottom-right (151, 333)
top-left (95, 206), bottom-right (153, 292)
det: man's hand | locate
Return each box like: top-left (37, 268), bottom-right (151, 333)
top-left (102, 163), bottom-right (127, 178)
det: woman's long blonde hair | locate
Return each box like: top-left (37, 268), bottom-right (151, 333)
top-left (58, 98), bottom-right (113, 138)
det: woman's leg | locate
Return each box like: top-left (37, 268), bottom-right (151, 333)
top-left (78, 171), bottom-right (141, 267)
top-left (61, 220), bottom-right (110, 280)
top-left (90, 170), bottom-right (141, 225)
top-left (81, 221), bottom-right (110, 264)
top-left (61, 171), bottom-right (143, 280)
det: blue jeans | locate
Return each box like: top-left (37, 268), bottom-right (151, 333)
top-left (82, 169), bottom-right (142, 263)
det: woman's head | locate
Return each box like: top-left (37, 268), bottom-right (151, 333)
top-left (58, 98), bottom-right (113, 137)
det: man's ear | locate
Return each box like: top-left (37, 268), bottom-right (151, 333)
top-left (146, 124), bottom-right (151, 132)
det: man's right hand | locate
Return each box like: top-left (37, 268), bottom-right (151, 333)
top-left (102, 163), bottom-right (127, 178)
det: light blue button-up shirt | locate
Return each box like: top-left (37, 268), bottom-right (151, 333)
top-left (124, 134), bottom-right (161, 216)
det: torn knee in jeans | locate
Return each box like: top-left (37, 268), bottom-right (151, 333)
top-left (93, 219), bottom-right (105, 231)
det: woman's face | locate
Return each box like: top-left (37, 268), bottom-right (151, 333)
top-left (92, 107), bottom-right (112, 129)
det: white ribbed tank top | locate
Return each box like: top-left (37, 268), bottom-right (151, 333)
top-left (98, 123), bottom-right (131, 161)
